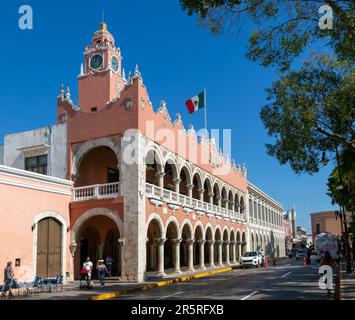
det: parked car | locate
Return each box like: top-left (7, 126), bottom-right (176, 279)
top-left (295, 249), bottom-right (307, 260)
top-left (240, 251), bottom-right (263, 268)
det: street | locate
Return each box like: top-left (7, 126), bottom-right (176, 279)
top-left (114, 258), bottom-right (333, 300)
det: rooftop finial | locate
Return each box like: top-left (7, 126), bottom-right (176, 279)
top-left (134, 64), bottom-right (141, 78)
top-left (65, 87), bottom-right (71, 100)
top-left (122, 68), bottom-right (126, 80)
top-left (60, 83), bottom-right (65, 99)
top-left (100, 10), bottom-right (107, 32)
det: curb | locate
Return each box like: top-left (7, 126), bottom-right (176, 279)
top-left (88, 267), bottom-right (232, 301)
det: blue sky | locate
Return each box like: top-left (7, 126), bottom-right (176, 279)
top-left (0, 0), bottom-right (336, 231)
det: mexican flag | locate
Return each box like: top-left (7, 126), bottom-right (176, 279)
top-left (185, 91), bottom-right (205, 114)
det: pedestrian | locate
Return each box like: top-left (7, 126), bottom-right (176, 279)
top-left (320, 251), bottom-right (337, 268)
top-left (97, 260), bottom-right (108, 288)
top-left (3, 261), bottom-right (14, 297)
top-left (306, 248), bottom-right (311, 265)
top-left (320, 251), bottom-right (337, 295)
top-left (82, 256), bottom-right (93, 288)
top-left (105, 255), bottom-right (113, 277)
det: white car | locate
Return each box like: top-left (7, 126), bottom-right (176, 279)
top-left (240, 251), bottom-right (263, 268)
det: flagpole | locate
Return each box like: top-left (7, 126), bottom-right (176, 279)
top-left (204, 87), bottom-right (207, 138)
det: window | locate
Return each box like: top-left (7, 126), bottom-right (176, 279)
top-left (316, 223), bottom-right (321, 235)
top-left (25, 155), bottom-right (48, 174)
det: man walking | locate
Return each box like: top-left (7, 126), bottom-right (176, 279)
top-left (105, 256), bottom-right (113, 277)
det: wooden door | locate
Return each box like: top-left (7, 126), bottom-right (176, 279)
top-left (37, 218), bottom-right (62, 278)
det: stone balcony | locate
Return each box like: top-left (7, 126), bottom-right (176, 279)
top-left (145, 183), bottom-right (246, 223)
top-left (73, 182), bottom-right (120, 201)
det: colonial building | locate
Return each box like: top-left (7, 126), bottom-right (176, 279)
top-left (0, 22), bottom-right (285, 283)
top-left (247, 183), bottom-right (285, 258)
top-left (311, 210), bottom-right (352, 243)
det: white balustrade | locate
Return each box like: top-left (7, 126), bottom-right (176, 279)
top-left (73, 182), bottom-right (120, 201)
top-left (144, 182), bottom-right (246, 222)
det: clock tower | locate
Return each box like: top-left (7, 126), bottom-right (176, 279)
top-left (78, 22), bottom-right (126, 112)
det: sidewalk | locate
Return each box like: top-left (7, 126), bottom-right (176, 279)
top-left (340, 262), bottom-right (355, 300)
top-left (12, 265), bottom-right (232, 300)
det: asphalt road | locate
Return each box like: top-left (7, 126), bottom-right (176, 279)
top-left (115, 258), bottom-right (333, 300)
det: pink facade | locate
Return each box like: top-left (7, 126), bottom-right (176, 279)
top-left (0, 166), bottom-right (72, 282)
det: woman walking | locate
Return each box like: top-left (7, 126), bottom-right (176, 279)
top-left (97, 260), bottom-right (108, 288)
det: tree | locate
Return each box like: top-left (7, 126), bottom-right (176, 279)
top-left (180, 0), bottom-right (354, 206)
top-left (180, 0), bottom-right (354, 70)
top-left (327, 147), bottom-right (355, 213)
top-left (260, 55), bottom-right (354, 174)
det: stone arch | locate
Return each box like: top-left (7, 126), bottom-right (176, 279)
top-left (145, 144), bottom-right (164, 169)
top-left (241, 231), bottom-right (247, 255)
top-left (191, 169), bottom-right (203, 200)
top-left (234, 193), bottom-right (240, 212)
top-left (228, 189), bottom-right (234, 210)
top-left (214, 226), bottom-right (222, 265)
top-left (212, 181), bottom-right (221, 206)
top-left (204, 224), bottom-right (213, 266)
top-left (163, 155), bottom-right (179, 191)
top-left (164, 217), bottom-right (180, 270)
top-left (180, 219), bottom-right (194, 268)
top-left (202, 176), bottom-right (213, 203)
top-left (221, 185), bottom-right (228, 208)
top-left (193, 223), bottom-right (204, 266)
top-left (229, 229), bottom-right (236, 263)
top-left (145, 146), bottom-right (164, 186)
top-left (179, 165), bottom-right (193, 196)
top-left (222, 227), bottom-right (229, 263)
top-left (72, 137), bottom-right (120, 178)
top-left (164, 216), bottom-right (180, 238)
top-left (145, 213), bottom-right (165, 239)
top-left (250, 232), bottom-right (255, 251)
top-left (180, 219), bottom-right (194, 239)
top-left (71, 208), bottom-right (123, 279)
top-left (71, 208), bottom-right (123, 243)
top-left (193, 221), bottom-right (205, 240)
top-left (205, 224), bottom-right (213, 240)
top-left (32, 211), bottom-right (67, 280)
top-left (240, 196), bottom-right (246, 214)
top-left (146, 214), bottom-right (165, 273)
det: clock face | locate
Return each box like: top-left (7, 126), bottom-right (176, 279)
top-left (90, 54), bottom-right (103, 70)
top-left (111, 56), bottom-right (119, 72)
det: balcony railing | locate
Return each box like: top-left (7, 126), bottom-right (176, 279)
top-left (145, 183), bottom-right (246, 222)
top-left (73, 182), bottom-right (120, 201)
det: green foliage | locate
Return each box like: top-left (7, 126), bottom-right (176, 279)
top-left (260, 55), bottom-right (354, 173)
top-left (350, 214), bottom-right (355, 237)
top-left (327, 147), bottom-right (355, 212)
top-left (180, 0), bottom-right (354, 70)
top-left (180, 0), bottom-right (355, 209)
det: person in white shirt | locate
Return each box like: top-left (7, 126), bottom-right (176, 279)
top-left (82, 256), bottom-right (93, 281)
